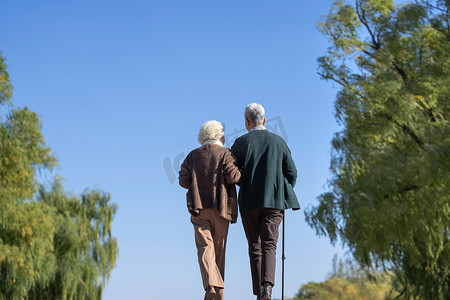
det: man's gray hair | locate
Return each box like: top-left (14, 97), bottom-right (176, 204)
top-left (197, 120), bottom-right (224, 145)
top-left (245, 103), bottom-right (265, 125)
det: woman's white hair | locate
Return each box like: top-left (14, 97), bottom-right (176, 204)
top-left (245, 103), bottom-right (265, 125)
top-left (198, 120), bottom-right (225, 145)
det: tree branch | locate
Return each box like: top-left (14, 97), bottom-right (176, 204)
top-left (417, 0), bottom-right (450, 41)
top-left (318, 72), bottom-right (365, 100)
top-left (447, 2), bottom-right (450, 41)
top-left (392, 61), bottom-right (409, 84)
top-left (418, 1), bottom-right (447, 13)
top-left (356, 0), bottom-right (381, 50)
top-left (379, 113), bottom-right (424, 149)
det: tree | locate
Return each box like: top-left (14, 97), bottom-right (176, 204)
top-left (0, 52), bottom-right (118, 299)
top-left (0, 52), bottom-right (58, 299)
top-left (28, 181), bottom-right (118, 300)
top-left (305, 0), bottom-right (450, 299)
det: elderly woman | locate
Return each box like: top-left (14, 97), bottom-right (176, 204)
top-left (179, 120), bottom-right (241, 300)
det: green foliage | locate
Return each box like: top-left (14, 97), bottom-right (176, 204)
top-left (0, 54), bottom-right (12, 106)
top-left (0, 52), bottom-right (118, 299)
top-left (295, 277), bottom-right (396, 300)
top-left (0, 107), bottom-right (56, 200)
top-left (292, 256), bottom-right (401, 300)
top-left (27, 181), bottom-right (118, 300)
top-left (0, 53), bottom-right (59, 299)
top-left (305, 0), bottom-right (450, 299)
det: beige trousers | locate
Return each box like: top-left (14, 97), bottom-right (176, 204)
top-left (191, 208), bottom-right (229, 300)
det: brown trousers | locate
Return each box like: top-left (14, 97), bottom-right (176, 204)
top-left (191, 208), bottom-right (229, 300)
top-left (241, 208), bottom-right (283, 296)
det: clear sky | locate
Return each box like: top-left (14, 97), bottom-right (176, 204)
top-left (1, 1), bottom-right (347, 299)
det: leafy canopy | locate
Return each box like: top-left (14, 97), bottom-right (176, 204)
top-left (0, 52), bottom-right (118, 300)
top-left (305, 1), bottom-right (450, 299)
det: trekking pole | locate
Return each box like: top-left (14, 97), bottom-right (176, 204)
top-left (282, 210), bottom-right (285, 300)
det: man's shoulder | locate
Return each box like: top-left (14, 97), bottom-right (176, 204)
top-left (263, 130), bottom-right (284, 140)
top-left (233, 132), bottom-right (249, 143)
top-left (231, 132), bottom-right (251, 149)
top-left (233, 130), bottom-right (286, 145)
top-left (267, 131), bottom-right (288, 146)
top-left (252, 130), bottom-right (287, 146)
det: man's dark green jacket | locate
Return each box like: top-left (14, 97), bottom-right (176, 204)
top-left (231, 129), bottom-right (300, 212)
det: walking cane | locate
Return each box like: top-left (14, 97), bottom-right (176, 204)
top-left (282, 210), bottom-right (285, 300)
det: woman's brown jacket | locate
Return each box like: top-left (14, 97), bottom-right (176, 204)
top-left (179, 144), bottom-right (241, 223)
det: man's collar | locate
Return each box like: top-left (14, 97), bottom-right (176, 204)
top-left (250, 125), bottom-right (267, 132)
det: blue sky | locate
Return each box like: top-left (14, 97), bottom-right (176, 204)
top-left (1, 1), bottom-right (347, 299)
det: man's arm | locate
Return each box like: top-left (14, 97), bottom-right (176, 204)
top-left (282, 146), bottom-right (297, 187)
top-left (230, 138), bottom-right (243, 168)
top-left (230, 140), bottom-right (243, 186)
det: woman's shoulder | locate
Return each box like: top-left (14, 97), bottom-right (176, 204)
top-left (192, 144), bottom-right (230, 155)
top-left (207, 144), bottom-right (232, 154)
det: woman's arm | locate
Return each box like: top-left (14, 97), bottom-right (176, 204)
top-left (223, 150), bottom-right (241, 184)
top-left (178, 155), bottom-right (192, 189)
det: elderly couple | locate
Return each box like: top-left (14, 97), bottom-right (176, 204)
top-left (179, 103), bottom-right (299, 300)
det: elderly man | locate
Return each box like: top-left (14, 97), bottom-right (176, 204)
top-left (231, 103), bottom-right (300, 300)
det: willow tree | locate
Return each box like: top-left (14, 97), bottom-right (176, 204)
top-left (0, 52), bottom-right (57, 299)
top-left (305, 1), bottom-right (450, 299)
top-left (0, 52), bottom-right (118, 299)
top-left (28, 181), bottom-right (118, 300)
